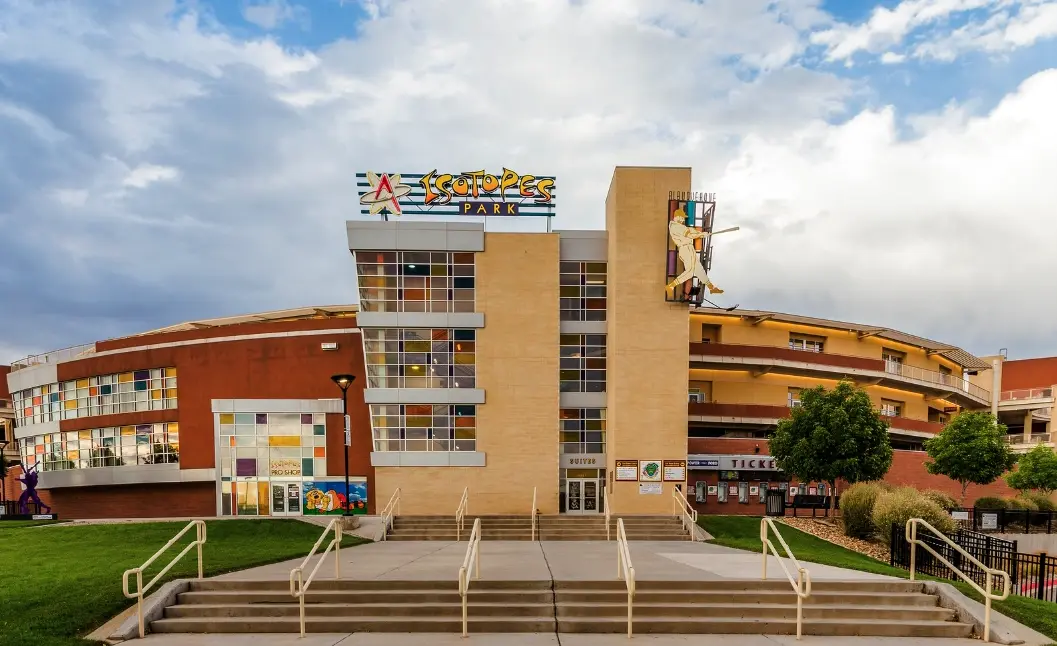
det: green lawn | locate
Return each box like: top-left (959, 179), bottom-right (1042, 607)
top-left (0, 519), bottom-right (368, 646)
top-left (700, 515), bottom-right (1057, 643)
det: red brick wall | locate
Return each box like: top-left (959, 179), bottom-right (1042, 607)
top-left (690, 342), bottom-right (883, 371)
top-left (0, 365), bottom-right (10, 399)
top-left (47, 482), bottom-right (214, 519)
top-left (688, 438), bottom-right (1017, 515)
top-left (1002, 357), bottom-right (1057, 391)
top-left (95, 316), bottom-right (358, 351)
top-left (19, 322), bottom-right (374, 518)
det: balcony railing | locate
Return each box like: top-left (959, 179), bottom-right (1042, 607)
top-left (1006, 433), bottom-right (1052, 445)
top-left (687, 402), bottom-right (944, 435)
top-left (689, 342), bottom-right (990, 403)
top-left (1001, 388), bottom-right (1053, 401)
top-left (10, 344), bottom-right (95, 371)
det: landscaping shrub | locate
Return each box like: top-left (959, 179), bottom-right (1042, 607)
top-left (1019, 492), bottom-right (1057, 511)
top-left (1006, 497), bottom-right (1039, 511)
top-left (840, 481), bottom-right (886, 539)
top-left (873, 486), bottom-right (957, 537)
top-left (922, 489), bottom-right (959, 511)
top-left (974, 496), bottom-right (1007, 510)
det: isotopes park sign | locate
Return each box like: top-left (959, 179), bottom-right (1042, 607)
top-left (357, 168), bottom-right (556, 219)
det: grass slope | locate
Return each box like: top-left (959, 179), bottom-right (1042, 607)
top-left (700, 515), bottom-right (1057, 643)
top-left (0, 519), bottom-right (367, 646)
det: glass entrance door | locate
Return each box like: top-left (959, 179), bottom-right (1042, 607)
top-left (271, 482), bottom-right (302, 516)
top-left (566, 478), bottom-right (600, 514)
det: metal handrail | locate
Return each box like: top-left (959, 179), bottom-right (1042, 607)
top-left (380, 487), bottom-right (401, 541)
top-left (1005, 433), bottom-right (1052, 445)
top-left (456, 486), bottom-right (469, 541)
top-left (1001, 388), bottom-right (1054, 401)
top-left (531, 486), bottom-right (538, 541)
top-left (10, 343), bottom-right (96, 371)
top-left (458, 517), bottom-right (482, 637)
top-left (289, 518), bottom-right (343, 638)
top-left (761, 518), bottom-right (811, 641)
top-left (673, 487), bottom-right (698, 541)
top-left (604, 488), bottom-right (611, 541)
top-left (906, 518), bottom-right (1010, 643)
top-left (615, 518), bottom-right (636, 638)
top-left (122, 519), bottom-right (206, 639)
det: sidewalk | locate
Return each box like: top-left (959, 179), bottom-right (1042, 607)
top-left (216, 539), bottom-right (896, 582)
top-left (137, 633), bottom-right (991, 645)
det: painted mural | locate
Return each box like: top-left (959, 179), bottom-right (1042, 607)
top-left (303, 480), bottom-right (368, 515)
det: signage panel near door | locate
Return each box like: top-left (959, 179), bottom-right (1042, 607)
top-left (688, 454), bottom-right (777, 471)
top-left (561, 454), bottom-right (604, 469)
top-left (662, 460), bottom-right (686, 482)
top-left (615, 460), bottom-right (638, 481)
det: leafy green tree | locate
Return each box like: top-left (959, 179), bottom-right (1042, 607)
top-left (770, 380), bottom-right (894, 512)
top-left (924, 411), bottom-right (1017, 503)
top-left (1005, 444), bottom-right (1057, 495)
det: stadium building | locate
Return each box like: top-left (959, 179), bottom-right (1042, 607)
top-left (4, 166), bottom-right (1050, 519)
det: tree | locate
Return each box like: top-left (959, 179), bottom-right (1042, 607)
top-left (1005, 444), bottom-right (1057, 495)
top-left (924, 411), bottom-right (1017, 503)
top-left (770, 380), bottom-right (894, 513)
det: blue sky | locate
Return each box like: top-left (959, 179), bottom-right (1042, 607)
top-left (1, 0), bottom-right (1056, 364)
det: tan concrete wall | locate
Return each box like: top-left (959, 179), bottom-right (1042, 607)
top-left (605, 167), bottom-right (691, 514)
top-left (375, 232), bottom-right (561, 515)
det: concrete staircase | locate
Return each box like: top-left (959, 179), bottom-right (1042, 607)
top-left (385, 514), bottom-right (692, 541)
top-left (150, 578), bottom-right (973, 637)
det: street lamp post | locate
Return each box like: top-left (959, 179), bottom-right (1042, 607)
top-left (330, 374), bottom-right (356, 516)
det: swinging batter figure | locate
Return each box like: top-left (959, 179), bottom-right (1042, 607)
top-left (665, 207), bottom-right (725, 297)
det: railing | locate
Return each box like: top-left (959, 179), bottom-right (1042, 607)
top-left (673, 487), bottom-right (698, 541)
top-left (884, 361), bottom-right (990, 401)
top-left (456, 486), bottom-right (469, 541)
top-left (615, 518), bottom-right (636, 638)
top-left (531, 486), bottom-right (538, 541)
top-left (289, 518), bottom-right (343, 638)
top-left (906, 518), bottom-right (1010, 642)
top-left (10, 343), bottom-right (96, 371)
top-left (604, 487), bottom-right (611, 541)
top-left (1005, 433), bottom-right (1052, 445)
top-left (458, 517), bottom-right (482, 637)
top-left (1001, 388), bottom-right (1054, 401)
top-left (380, 487), bottom-right (401, 541)
top-left (122, 520), bottom-right (206, 639)
top-left (760, 517), bottom-right (811, 641)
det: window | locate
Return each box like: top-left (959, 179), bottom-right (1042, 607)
top-left (363, 328), bottom-right (475, 389)
top-left (882, 348), bottom-right (905, 375)
top-left (13, 368), bottom-right (178, 426)
top-left (688, 381), bottom-right (711, 403)
top-left (217, 412), bottom-right (327, 481)
top-left (789, 334), bottom-right (824, 353)
top-left (559, 334), bottom-right (606, 392)
top-left (688, 390), bottom-right (705, 403)
top-left (759, 482), bottom-right (769, 503)
top-left (370, 404), bottom-right (477, 452)
top-left (880, 399), bottom-right (903, 417)
top-left (787, 387), bottom-right (802, 408)
top-left (738, 481), bottom-right (749, 504)
top-left (559, 261), bottom-right (607, 322)
top-left (717, 482), bottom-right (728, 503)
top-left (20, 422), bottom-right (179, 471)
top-left (559, 408), bottom-right (606, 454)
top-left (355, 251), bottom-right (475, 313)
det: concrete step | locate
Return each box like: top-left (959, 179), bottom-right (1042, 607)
top-left (166, 602), bottom-right (555, 618)
top-left (177, 591), bottom-right (552, 605)
top-left (555, 590), bottom-right (941, 607)
top-left (555, 618), bottom-right (973, 637)
top-left (188, 579), bottom-right (548, 592)
top-left (555, 602), bottom-right (955, 621)
top-left (559, 579), bottom-right (928, 593)
top-left (150, 616), bottom-right (557, 633)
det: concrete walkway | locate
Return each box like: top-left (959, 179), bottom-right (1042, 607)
top-left (217, 540), bottom-right (895, 582)
top-left (137, 633), bottom-right (991, 645)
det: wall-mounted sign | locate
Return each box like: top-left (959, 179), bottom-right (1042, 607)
top-left (707, 485), bottom-right (718, 496)
top-left (561, 454), bottom-right (604, 469)
top-left (357, 169), bottom-right (557, 220)
top-left (615, 460), bottom-right (638, 481)
top-left (639, 460), bottom-right (662, 482)
top-left (719, 471), bottom-right (740, 480)
top-left (728, 486), bottom-right (737, 495)
top-left (639, 482), bottom-right (662, 495)
top-left (689, 454), bottom-right (778, 471)
top-left (981, 513), bottom-right (998, 530)
top-left (270, 458), bottom-right (301, 477)
top-left (663, 192), bottom-right (738, 306)
top-left (749, 486), bottom-right (759, 496)
top-left (951, 510), bottom-right (969, 521)
top-left (662, 460), bottom-right (687, 482)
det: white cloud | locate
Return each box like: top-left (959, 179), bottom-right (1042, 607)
top-left (241, 0), bottom-right (308, 31)
top-left (911, 1), bottom-right (1057, 60)
top-left (122, 163), bottom-right (180, 189)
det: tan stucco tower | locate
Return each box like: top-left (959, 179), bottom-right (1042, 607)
top-left (605, 167), bottom-right (692, 513)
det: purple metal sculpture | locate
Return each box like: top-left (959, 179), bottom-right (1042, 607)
top-left (18, 463), bottom-right (52, 515)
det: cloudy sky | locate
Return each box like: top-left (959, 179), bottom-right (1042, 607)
top-left (1, 0), bottom-right (1056, 364)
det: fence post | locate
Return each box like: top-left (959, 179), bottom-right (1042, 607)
top-left (1048, 511), bottom-right (1053, 535)
top-left (1037, 553), bottom-right (1048, 601)
top-left (889, 523), bottom-right (896, 567)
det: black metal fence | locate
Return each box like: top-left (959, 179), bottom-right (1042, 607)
top-left (890, 523), bottom-right (1057, 603)
top-left (949, 508), bottom-right (1057, 534)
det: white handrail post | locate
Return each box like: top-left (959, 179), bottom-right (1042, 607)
top-left (531, 486), bottom-right (537, 541)
top-left (985, 571), bottom-right (992, 643)
top-left (196, 521), bottom-right (204, 580)
top-left (909, 521), bottom-right (917, 581)
top-left (796, 570), bottom-right (803, 641)
top-left (335, 522), bottom-right (342, 580)
top-left (760, 520), bottom-right (768, 580)
top-left (136, 570), bottom-right (144, 639)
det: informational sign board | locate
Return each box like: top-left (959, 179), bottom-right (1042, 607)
top-left (639, 460), bottom-right (662, 482)
top-left (357, 169), bottom-right (557, 220)
top-left (639, 482), bottom-right (662, 495)
top-left (981, 513), bottom-right (998, 530)
top-left (615, 460), bottom-right (638, 481)
top-left (662, 460), bottom-right (687, 482)
top-left (270, 458), bottom-right (301, 477)
top-left (707, 486), bottom-right (718, 496)
top-left (951, 511), bottom-right (969, 521)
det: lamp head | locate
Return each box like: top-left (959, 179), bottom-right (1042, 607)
top-left (330, 374), bottom-right (356, 391)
